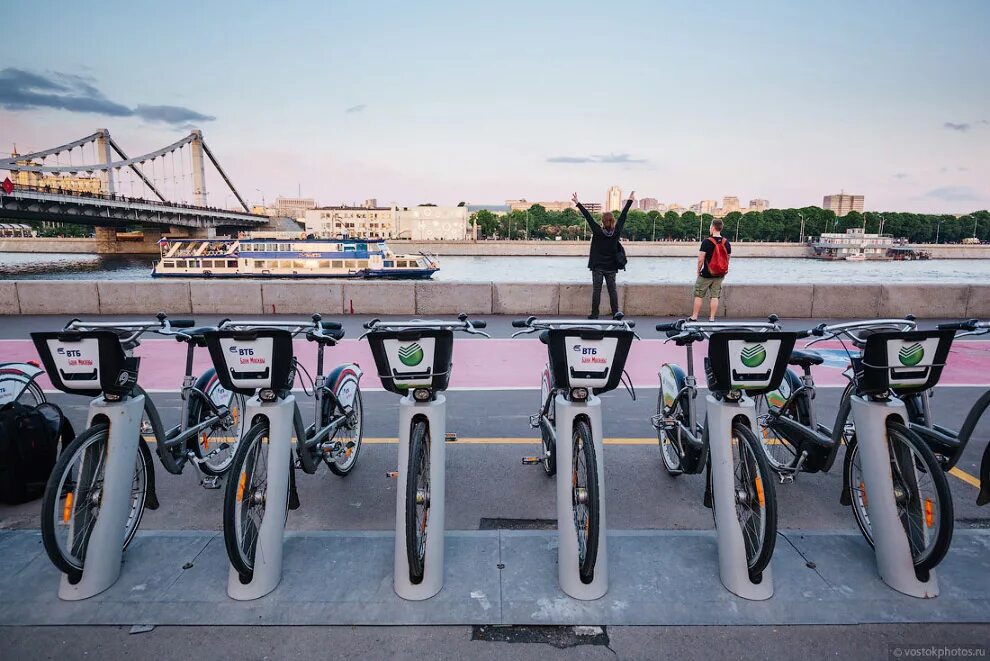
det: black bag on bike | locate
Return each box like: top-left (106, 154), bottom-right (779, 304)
top-left (0, 402), bottom-right (74, 504)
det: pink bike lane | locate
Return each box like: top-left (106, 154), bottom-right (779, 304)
top-left (2, 338), bottom-right (988, 391)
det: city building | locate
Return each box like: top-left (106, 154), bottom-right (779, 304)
top-left (363, 198), bottom-right (378, 208)
top-left (583, 202), bottom-right (603, 214)
top-left (395, 205), bottom-right (470, 240)
top-left (667, 203), bottom-right (686, 214)
top-left (605, 186), bottom-right (622, 212)
top-left (823, 193), bottom-right (865, 217)
top-left (303, 205), bottom-right (396, 239)
top-left (275, 196), bottom-right (317, 219)
top-left (505, 199), bottom-right (575, 213)
top-left (8, 153), bottom-right (103, 194)
top-left (749, 199), bottom-right (769, 212)
top-left (722, 196), bottom-right (740, 213)
top-left (639, 197), bottom-right (660, 211)
top-left (699, 200), bottom-right (717, 214)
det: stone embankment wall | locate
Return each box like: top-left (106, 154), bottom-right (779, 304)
top-left (1, 280), bottom-right (986, 318)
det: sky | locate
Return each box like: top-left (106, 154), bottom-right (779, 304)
top-left (1, 0), bottom-right (988, 213)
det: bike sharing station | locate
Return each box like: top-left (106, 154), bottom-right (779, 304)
top-left (30, 329), bottom-right (144, 601)
top-left (1, 316), bottom-right (989, 627)
top-left (848, 329), bottom-right (955, 598)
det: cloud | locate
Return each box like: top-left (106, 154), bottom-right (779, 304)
top-left (923, 186), bottom-right (982, 202)
top-left (893, 172), bottom-right (908, 179)
top-left (943, 122), bottom-right (970, 132)
top-left (547, 153), bottom-right (648, 164)
top-left (345, 104), bottom-right (366, 114)
top-left (0, 67), bottom-right (214, 127)
top-left (133, 104), bottom-right (215, 124)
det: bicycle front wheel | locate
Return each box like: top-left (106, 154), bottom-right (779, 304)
top-left (223, 422), bottom-right (283, 578)
top-left (327, 384), bottom-right (364, 476)
top-left (572, 419), bottom-right (600, 583)
top-left (844, 421), bottom-right (953, 571)
top-left (540, 368), bottom-right (556, 477)
top-left (40, 423), bottom-right (147, 577)
top-left (711, 423), bottom-right (777, 576)
top-left (405, 419), bottom-right (431, 584)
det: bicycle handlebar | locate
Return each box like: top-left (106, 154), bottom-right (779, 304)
top-left (170, 319), bottom-right (196, 328)
top-left (360, 315), bottom-right (491, 338)
top-left (937, 319), bottom-right (980, 331)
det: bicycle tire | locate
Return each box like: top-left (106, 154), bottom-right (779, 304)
top-left (540, 368), bottom-right (556, 477)
top-left (188, 369), bottom-right (245, 477)
top-left (573, 419), bottom-right (600, 583)
top-left (327, 382), bottom-right (364, 476)
top-left (405, 419), bottom-right (430, 584)
top-left (843, 421), bottom-right (953, 571)
top-left (40, 423), bottom-right (148, 577)
top-left (223, 421), bottom-right (282, 579)
top-left (657, 387), bottom-right (684, 476)
top-left (710, 422), bottom-right (777, 577)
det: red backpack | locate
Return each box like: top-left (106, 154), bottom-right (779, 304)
top-left (707, 237), bottom-right (729, 277)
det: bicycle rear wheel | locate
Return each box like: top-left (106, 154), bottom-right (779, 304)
top-left (327, 384), bottom-right (364, 476)
top-left (223, 422), bottom-right (284, 578)
top-left (40, 424), bottom-right (147, 577)
top-left (710, 423), bottom-right (777, 577)
top-left (190, 371), bottom-right (245, 477)
top-left (844, 421), bottom-right (953, 571)
top-left (540, 368), bottom-right (556, 476)
top-left (405, 419), bottom-right (430, 584)
top-left (572, 419), bottom-right (600, 583)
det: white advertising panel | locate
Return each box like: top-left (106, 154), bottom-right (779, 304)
top-left (219, 337), bottom-right (275, 389)
top-left (47, 338), bottom-right (101, 391)
top-left (884, 337), bottom-right (941, 388)
top-left (563, 335), bottom-right (618, 388)
top-left (726, 339), bottom-right (782, 390)
top-left (382, 337), bottom-right (437, 387)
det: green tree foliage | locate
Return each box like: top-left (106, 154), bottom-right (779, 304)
top-left (466, 206), bottom-right (990, 243)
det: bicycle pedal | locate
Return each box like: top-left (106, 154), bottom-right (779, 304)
top-left (779, 474), bottom-right (795, 485)
top-left (529, 415), bottom-right (541, 428)
top-left (385, 470), bottom-right (398, 478)
top-left (445, 432), bottom-right (457, 442)
top-left (345, 441), bottom-right (356, 449)
top-left (200, 475), bottom-right (223, 490)
top-left (521, 457), bottom-right (541, 465)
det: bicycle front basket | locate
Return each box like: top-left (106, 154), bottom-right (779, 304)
top-left (203, 328), bottom-right (295, 396)
top-left (858, 329), bottom-right (954, 396)
top-left (546, 328), bottom-right (635, 394)
top-left (31, 330), bottom-right (137, 398)
top-left (706, 331), bottom-right (797, 397)
top-left (366, 329), bottom-right (455, 394)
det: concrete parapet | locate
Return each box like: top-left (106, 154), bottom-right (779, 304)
top-left (343, 281), bottom-right (416, 315)
top-left (965, 285), bottom-right (990, 318)
top-left (0, 282), bottom-right (19, 315)
top-left (879, 284), bottom-right (971, 319)
top-left (623, 284), bottom-right (692, 317)
top-left (97, 281), bottom-right (192, 315)
top-left (415, 282), bottom-right (493, 315)
top-left (16, 281), bottom-right (100, 315)
top-left (723, 284), bottom-right (814, 319)
top-left (811, 284), bottom-right (879, 319)
top-left (558, 283), bottom-right (627, 316)
top-left (261, 282), bottom-right (344, 315)
top-left (189, 281), bottom-right (262, 314)
top-left (492, 283), bottom-right (559, 315)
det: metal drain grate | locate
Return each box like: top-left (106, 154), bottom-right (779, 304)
top-left (472, 625), bottom-right (609, 648)
top-left (478, 518), bottom-right (557, 530)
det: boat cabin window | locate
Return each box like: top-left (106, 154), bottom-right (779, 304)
top-left (227, 260), bottom-right (237, 268)
top-left (254, 260), bottom-right (265, 268)
top-left (356, 243), bottom-right (368, 252)
top-left (332, 260), bottom-right (343, 268)
top-left (343, 245), bottom-right (356, 252)
top-left (384, 261), bottom-right (394, 267)
top-left (345, 260), bottom-right (357, 269)
top-left (320, 260), bottom-right (330, 268)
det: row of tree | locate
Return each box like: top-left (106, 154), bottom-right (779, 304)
top-left (469, 206), bottom-right (990, 244)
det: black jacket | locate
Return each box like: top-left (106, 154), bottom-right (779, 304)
top-left (579, 199), bottom-right (631, 271)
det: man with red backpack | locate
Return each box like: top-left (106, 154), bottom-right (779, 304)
top-left (690, 218), bottom-right (731, 321)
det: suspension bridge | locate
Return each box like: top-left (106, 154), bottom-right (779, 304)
top-left (0, 129), bottom-right (268, 251)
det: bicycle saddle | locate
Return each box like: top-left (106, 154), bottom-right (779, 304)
top-left (788, 349), bottom-right (823, 367)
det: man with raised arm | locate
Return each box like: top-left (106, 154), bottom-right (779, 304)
top-left (573, 190), bottom-right (633, 319)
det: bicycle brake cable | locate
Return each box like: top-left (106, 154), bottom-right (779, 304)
top-left (295, 359), bottom-right (315, 397)
top-left (621, 369), bottom-right (636, 401)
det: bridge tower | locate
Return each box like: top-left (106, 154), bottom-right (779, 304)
top-left (94, 129), bottom-right (115, 195)
top-left (190, 130), bottom-right (207, 207)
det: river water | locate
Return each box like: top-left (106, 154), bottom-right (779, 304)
top-left (0, 252), bottom-right (986, 283)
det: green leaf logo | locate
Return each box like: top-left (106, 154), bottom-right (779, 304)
top-left (398, 343), bottom-right (424, 367)
top-left (898, 343), bottom-right (924, 367)
top-left (740, 344), bottom-right (767, 368)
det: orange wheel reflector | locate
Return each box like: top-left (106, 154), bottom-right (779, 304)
top-left (232, 407), bottom-right (239, 423)
top-left (924, 498), bottom-right (935, 528)
top-left (236, 473), bottom-right (247, 502)
top-left (201, 432), bottom-right (209, 451)
top-left (754, 476), bottom-right (765, 508)
top-left (62, 492), bottom-right (74, 523)
top-left (859, 481), bottom-right (868, 507)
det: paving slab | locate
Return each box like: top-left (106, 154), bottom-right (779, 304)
top-left (0, 529), bottom-right (986, 626)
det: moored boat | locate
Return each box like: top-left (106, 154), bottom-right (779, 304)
top-left (152, 233), bottom-right (439, 279)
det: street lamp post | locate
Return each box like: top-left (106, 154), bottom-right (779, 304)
top-left (652, 214), bottom-right (656, 242)
top-left (798, 212), bottom-right (805, 244)
top-left (734, 216), bottom-right (742, 243)
top-left (935, 218), bottom-right (942, 244)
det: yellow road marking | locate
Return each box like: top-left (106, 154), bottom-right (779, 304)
top-left (139, 434), bottom-right (983, 490)
top-left (949, 467), bottom-right (981, 489)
